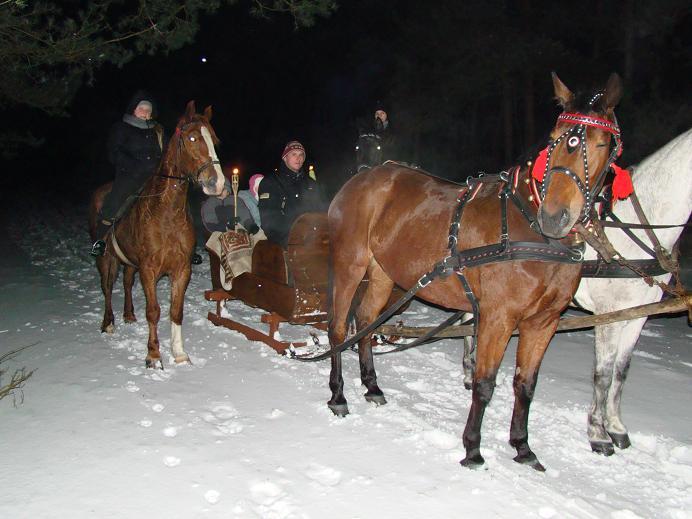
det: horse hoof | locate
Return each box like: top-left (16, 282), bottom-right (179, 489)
top-left (364, 392), bottom-right (387, 406)
top-left (590, 441), bottom-right (615, 456)
top-left (146, 358), bottom-right (164, 370)
top-left (123, 315), bottom-right (137, 323)
top-left (174, 354), bottom-right (191, 365)
top-left (102, 324), bottom-right (115, 334)
top-left (463, 380), bottom-right (472, 391)
top-left (460, 454), bottom-right (485, 469)
top-left (608, 432), bottom-right (631, 450)
top-left (328, 402), bottom-right (349, 417)
top-left (514, 453), bottom-right (546, 472)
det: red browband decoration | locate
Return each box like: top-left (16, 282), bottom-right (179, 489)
top-left (557, 112), bottom-right (620, 136)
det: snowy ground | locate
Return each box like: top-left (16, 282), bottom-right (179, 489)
top-left (1, 203), bottom-right (691, 519)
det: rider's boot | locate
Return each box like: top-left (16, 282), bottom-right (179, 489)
top-left (90, 219), bottom-right (113, 257)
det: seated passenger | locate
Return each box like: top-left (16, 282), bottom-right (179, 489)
top-left (201, 178), bottom-right (261, 234)
top-left (258, 141), bottom-right (327, 247)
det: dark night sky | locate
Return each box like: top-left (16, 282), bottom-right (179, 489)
top-left (2, 0), bottom-right (690, 205)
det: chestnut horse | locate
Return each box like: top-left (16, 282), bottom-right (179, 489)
top-left (326, 74), bottom-right (623, 470)
top-left (89, 101), bottom-right (225, 368)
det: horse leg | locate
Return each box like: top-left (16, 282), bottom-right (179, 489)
top-left (461, 312), bottom-right (476, 391)
top-left (588, 324), bottom-right (619, 455)
top-left (97, 254), bottom-right (119, 333)
top-left (604, 317), bottom-right (647, 450)
top-left (355, 258), bottom-right (394, 405)
top-left (461, 308), bottom-right (515, 469)
top-left (123, 266), bottom-right (137, 323)
top-left (139, 269), bottom-right (162, 369)
top-left (327, 257), bottom-right (369, 417)
top-left (509, 312), bottom-right (561, 472)
top-left (169, 266), bottom-right (192, 364)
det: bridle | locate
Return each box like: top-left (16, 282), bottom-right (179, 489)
top-left (158, 121), bottom-right (220, 183)
top-left (530, 93), bottom-right (622, 224)
top-left (356, 133), bottom-right (383, 172)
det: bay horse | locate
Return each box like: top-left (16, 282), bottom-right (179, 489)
top-left (573, 128), bottom-right (692, 455)
top-left (326, 73), bottom-right (623, 470)
top-left (89, 101), bottom-right (225, 368)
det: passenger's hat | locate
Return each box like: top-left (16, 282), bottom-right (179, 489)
top-left (282, 141), bottom-right (306, 159)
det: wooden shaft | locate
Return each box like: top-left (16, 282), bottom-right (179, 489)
top-left (376, 295), bottom-right (691, 338)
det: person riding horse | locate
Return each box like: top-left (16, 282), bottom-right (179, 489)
top-left (90, 91), bottom-right (165, 256)
top-left (355, 105), bottom-right (397, 172)
top-left (258, 141), bottom-right (327, 247)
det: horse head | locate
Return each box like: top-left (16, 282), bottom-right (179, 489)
top-left (355, 132), bottom-right (383, 172)
top-left (172, 101), bottom-right (225, 196)
top-left (535, 73), bottom-right (623, 238)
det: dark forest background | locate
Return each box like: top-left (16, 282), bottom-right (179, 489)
top-left (1, 0), bottom-right (690, 204)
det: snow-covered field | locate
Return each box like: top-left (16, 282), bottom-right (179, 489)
top-left (1, 204), bottom-right (691, 519)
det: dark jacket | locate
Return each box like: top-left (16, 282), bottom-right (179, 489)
top-left (258, 162), bottom-right (326, 246)
top-left (106, 90), bottom-right (165, 181)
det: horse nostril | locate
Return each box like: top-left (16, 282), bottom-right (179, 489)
top-left (559, 208), bottom-right (570, 228)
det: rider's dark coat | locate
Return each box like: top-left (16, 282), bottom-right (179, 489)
top-left (258, 162), bottom-right (326, 246)
top-left (100, 91), bottom-right (165, 220)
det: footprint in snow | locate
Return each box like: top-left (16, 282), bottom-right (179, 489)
top-left (305, 463), bottom-right (342, 486)
top-left (202, 403), bottom-right (243, 436)
top-left (249, 480), bottom-right (295, 518)
top-left (163, 456), bottom-right (181, 467)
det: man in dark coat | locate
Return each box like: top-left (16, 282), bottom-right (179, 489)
top-left (258, 141), bottom-right (326, 247)
top-left (90, 90), bottom-right (165, 256)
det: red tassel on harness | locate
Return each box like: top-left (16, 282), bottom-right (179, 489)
top-left (611, 163), bottom-right (634, 200)
top-left (531, 146), bottom-right (549, 182)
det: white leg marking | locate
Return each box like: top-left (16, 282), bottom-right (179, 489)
top-left (171, 322), bottom-right (188, 363)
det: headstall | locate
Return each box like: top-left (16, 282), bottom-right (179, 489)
top-left (529, 93), bottom-right (631, 223)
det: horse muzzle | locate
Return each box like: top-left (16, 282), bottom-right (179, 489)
top-left (537, 205), bottom-right (576, 239)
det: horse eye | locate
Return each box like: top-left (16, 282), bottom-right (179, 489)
top-left (189, 136), bottom-right (196, 142)
top-left (596, 143), bottom-right (608, 147)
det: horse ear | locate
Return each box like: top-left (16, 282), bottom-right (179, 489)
top-left (602, 73), bottom-right (623, 110)
top-left (551, 72), bottom-right (574, 109)
top-left (185, 100), bottom-right (196, 120)
top-left (203, 105), bottom-right (213, 121)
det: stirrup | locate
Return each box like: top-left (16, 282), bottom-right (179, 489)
top-left (90, 240), bottom-right (107, 257)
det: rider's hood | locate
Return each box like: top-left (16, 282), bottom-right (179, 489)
top-left (124, 90), bottom-right (159, 119)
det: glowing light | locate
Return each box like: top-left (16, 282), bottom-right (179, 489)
top-left (201, 57), bottom-right (207, 63)
top-left (232, 168), bottom-right (239, 175)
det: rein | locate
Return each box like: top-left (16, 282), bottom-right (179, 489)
top-left (578, 188), bottom-right (688, 298)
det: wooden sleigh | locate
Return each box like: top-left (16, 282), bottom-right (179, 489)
top-left (205, 213), bottom-right (330, 353)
